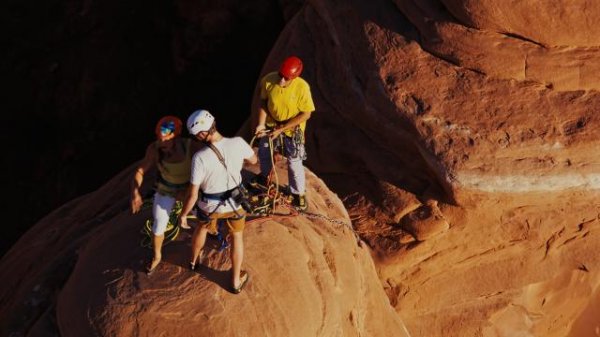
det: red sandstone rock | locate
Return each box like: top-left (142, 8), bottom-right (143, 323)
top-left (440, 0), bottom-right (600, 47)
top-left (393, 0), bottom-right (600, 91)
top-left (249, 0), bottom-right (600, 336)
top-left (400, 200), bottom-right (449, 241)
top-left (3, 0), bottom-right (600, 336)
top-left (0, 163), bottom-right (409, 337)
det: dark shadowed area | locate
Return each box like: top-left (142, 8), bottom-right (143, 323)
top-left (1, 0), bottom-right (297, 255)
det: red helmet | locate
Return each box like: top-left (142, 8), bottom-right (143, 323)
top-left (155, 115), bottom-right (183, 141)
top-left (279, 56), bottom-right (303, 80)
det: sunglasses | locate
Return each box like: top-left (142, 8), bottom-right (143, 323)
top-left (160, 121), bottom-right (176, 137)
top-left (279, 72), bottom-right (291, 81)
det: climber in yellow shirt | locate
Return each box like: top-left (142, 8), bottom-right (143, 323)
top-left (254, 56), bottom-right (316, 211)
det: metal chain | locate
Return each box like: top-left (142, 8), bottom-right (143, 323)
top-left (297, 209), bottom-right (362, 244)
top-left (250, 134), bottom-right (362, 244)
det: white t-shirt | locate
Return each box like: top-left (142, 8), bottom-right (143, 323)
top-left (191, 137), bottom-right (254, 213)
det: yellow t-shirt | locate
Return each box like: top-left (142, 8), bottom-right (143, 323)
top-left (260, 72), bottom-right (316, 136)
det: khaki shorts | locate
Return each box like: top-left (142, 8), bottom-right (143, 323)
top-left (198, 210), bottom-right (246, 233)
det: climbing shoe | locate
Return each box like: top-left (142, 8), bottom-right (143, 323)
top-left (292, 193), bottom-right (307, 211)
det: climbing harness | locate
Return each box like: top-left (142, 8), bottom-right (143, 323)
top-left (194, 207), bottom-right (231, 252)
top-left (185, 141), bottom-right (252, 252)
top-left (204, 142), bottom-right (253, 215)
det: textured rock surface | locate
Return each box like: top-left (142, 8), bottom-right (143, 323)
top-left (0, 162), bottom-right (409, 337)
top-left (3, 0), bottom-right (600, 336)
top-left (440, 0), bottom-right (600, 47)
top-left (248, 0), bottom-right (600, 336)
top-left (394, 0), bottom-right (600, 91)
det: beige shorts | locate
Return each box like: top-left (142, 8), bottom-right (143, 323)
top-left (198, 210), bottom-right (246, 233)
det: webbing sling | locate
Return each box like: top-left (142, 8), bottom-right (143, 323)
top-left (204, 142), bottom-right (246, 218)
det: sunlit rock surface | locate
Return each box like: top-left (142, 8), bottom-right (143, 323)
top-left (2, 0), bottom-right (600, 336)
top-left (249, 0), bottom-right (600, 336)
top-left (0, 163), bottom-right (409, 337)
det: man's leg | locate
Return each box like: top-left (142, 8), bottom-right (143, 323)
top-left (284, 136), bottom-right (306, 194)
top-left (257, 136), bottom-right (273, 179)
top-left (190, 221), bottom-right (212, 267)
top-left (287, 156), bottom-right (306, 195)
top-left (284, 137), bottom-right (307, 210)
top-left (230, 231), bottom-right (244, 288)
top-left (227, 214), bottom-right (247, 291)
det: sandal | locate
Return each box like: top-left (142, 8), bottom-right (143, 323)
top-left (189, 261), bottom-right (198, 271)
top-left (232, 271), bottom-right (249, 294)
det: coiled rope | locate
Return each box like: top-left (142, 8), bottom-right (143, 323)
top-left (248, 133), bottom-right (362, 245)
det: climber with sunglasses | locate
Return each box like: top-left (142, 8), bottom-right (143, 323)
top-left (130, 115), bottom-right (202, 275)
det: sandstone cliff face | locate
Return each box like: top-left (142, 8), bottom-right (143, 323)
top-left (250, 0), bottom-right (600, 336)
top-left (0, 163), bottom-right (409, 337)
top-left (3, 0), bottom-right (600, 336)
top-left (440, 0), bottom-right (600, 47)
top-left (394, 0), bottom-right (600, 91)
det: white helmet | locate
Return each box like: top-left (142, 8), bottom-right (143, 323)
top-left (187, 109), bottom-right (215, 135)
